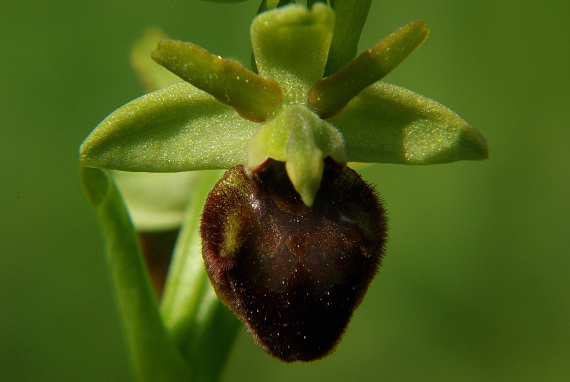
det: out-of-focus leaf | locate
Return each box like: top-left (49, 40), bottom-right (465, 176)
top-left (79, 166), bottom-right (191, 381)
top-left (330, 82), bottom-right (489, 164)
top-left (80, 82), bottom-right (258, 172)
top-left (130, 28), bottom-right (181, 92)
top-left (111, 170), bottom-right (203, 231)
top-left (186, 285), bottom-right (241, 382)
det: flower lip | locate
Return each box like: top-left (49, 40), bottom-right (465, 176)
top-left (201, 157), bottom-right (388, 362)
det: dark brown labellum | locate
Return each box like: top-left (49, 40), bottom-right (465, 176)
top-left (200, 158), bottom-right (388, 362)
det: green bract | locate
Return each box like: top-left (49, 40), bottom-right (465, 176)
top-left (80, 3), bottom-right (488, 206)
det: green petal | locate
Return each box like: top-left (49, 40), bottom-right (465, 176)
top-left (330, 82), bottom-right (489, 164)
top-left (152, 39), bottom-right (282, 122)
top-left (80, 82), bottom-right (258, 172)
top-left (309, 20), bottom-right (429, 118)
top-left (324, 0), bottom-right (372, 76)
top-left (247, 104), bottom-right (346, 206)
top-left (251, 3), bottom-right (335, 103)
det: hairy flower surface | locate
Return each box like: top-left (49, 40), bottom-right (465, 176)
top-left (201, 158), bottom-right (387, 361)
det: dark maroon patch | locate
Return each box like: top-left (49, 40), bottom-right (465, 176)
top-left (200, 158), bottom-right (388, 362)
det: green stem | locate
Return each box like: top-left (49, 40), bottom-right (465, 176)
top-left (80, 166), bottom-right (191, 382)
top-left (160, 170), bottom-right (241, 382)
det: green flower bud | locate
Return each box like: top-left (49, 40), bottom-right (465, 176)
top-left (200, 157), bottom-right (388, 362)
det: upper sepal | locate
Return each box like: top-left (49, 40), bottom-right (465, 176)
top-left (251, 4), bottom-right (335, 103)
top-left (80, 82), bottom-right (258, 172)
top-left (330, 81), bottom-right (488, 164)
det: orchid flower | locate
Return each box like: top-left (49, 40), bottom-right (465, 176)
top-left (80, 2), bottom-right (487, 379)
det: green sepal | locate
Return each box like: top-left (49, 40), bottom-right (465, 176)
top-left (251, 3), bottom-right (335, 103)
top-left (152, 39), bottom-right (282, 122)
top-left (309, 20), bottom-right (429, 118)
top-left (324, 0), bottom-right (372, 76)
top-left (247, 104), bottom-right (346, 206)
top-left (112, 30), bottom-right (200, 233)
top-left (79, 166), bottom-right (191, 381)
top-left (330, 81), bottom-right (489, 164)
top-left (80, 82), bottom-right (258, 172)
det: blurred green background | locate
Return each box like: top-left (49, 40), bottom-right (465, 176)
top-left (1, 0), bottom-right (568, 381)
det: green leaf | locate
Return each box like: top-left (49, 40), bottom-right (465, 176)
top-left (251, 3), bottom-right (335, 103)
top-left (324, 0), bottom-right (372, 76)
top-left (247, 104), bottom-right (346, 206)
top-left (130, 28), bottom-right (182, 92)
top-left (330, 81), bottom-right (489, 164)
top-left (79, 166), bottom-right (191, 382)
top-left (152, 40), bottom-right (282, 122)
top-left (160, 170), bottom-right (240, 382)
top-left (80, 82), bottom-right (258, 172)
top-left (309, 20), bottom-right (429, 118)
top-left (186, 286), bottom-right (241, 382)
